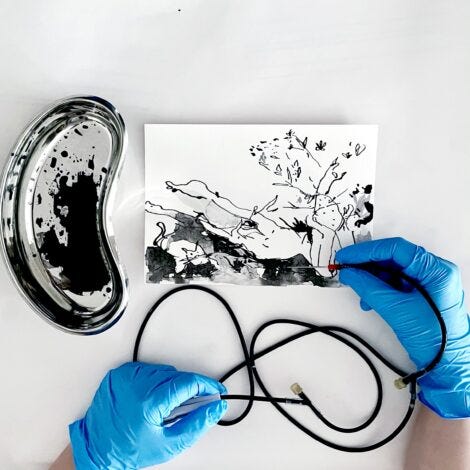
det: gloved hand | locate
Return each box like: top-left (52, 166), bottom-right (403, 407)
top-left (336, 237), bottom-right (470, 419)
top-left (69, 362), bottom-right (227, 469)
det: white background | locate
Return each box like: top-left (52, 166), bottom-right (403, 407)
top-left (0, 1), bottom-right (469, 469)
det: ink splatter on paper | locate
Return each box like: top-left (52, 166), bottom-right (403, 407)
top-left (145, 125), bottom-right (377, 286)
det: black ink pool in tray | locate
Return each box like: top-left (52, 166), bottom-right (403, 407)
top-left (40, 173), bottom-right (110, 294)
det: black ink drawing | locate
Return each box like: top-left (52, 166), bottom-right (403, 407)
top-left (145, 126), bottom-right (376, 286)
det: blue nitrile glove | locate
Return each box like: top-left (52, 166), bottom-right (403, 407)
top-left (336, 237), bottom-right (470, 419)
top-left (69, 362), bottom-right (227, 469)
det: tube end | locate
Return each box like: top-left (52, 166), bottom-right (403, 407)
top-left (394, 378), bottom-right (407, 390)
top-left (290, 382), bottom-right (303, 395)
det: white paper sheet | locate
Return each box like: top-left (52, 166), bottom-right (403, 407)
top-left (145, 125), bottom-right (377, 286)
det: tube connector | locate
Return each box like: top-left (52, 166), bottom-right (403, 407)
top-left (290, 382), bottom-right (303, 396)
top-left (394, 377), bottom-right (407, 390)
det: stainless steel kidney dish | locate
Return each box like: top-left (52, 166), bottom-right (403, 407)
top-left (0, 96), bottom-right (129, 334)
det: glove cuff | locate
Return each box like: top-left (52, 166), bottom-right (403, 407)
top-left (418, 387), bottom-right (470, 419)
top-left (69, 419), bottom-right (101, 470)
top-left (417, 320), bottom-right (470, 419)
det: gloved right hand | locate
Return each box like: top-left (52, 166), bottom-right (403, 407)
top-left (336, 237), bottom-right (470, 419)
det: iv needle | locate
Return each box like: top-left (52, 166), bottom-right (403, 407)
top-left (282, 265), bottom-right (339, 269)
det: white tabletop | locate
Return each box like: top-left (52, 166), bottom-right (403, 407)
top-left (0, 1), bottom-right (469, 469)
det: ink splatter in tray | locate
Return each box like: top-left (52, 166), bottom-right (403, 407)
top-left (145, 125), bottom-right (377, 286)
top-left (32, 121), bottom-right (113, 301)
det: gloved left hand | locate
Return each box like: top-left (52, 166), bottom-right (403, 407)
top-left (69, 362), bottom-right (227, 469)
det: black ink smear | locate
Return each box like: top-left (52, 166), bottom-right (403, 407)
top-left (6, 184), bottom-right (14, 200)
top-left (184, 261), bottom-right (215, 279)
top-left (146, 246), bottom-right (177, 283)
top-left (50, 157), bottom-right (57, 168)
top-left (74, 129), bottom-right (83, 136)
top-left (39, 173), bottom-right (110, 294)
top-left (261, 254), bottom-right (328, 286)
top-left (350, 184), bottom-right (360, 196)
top-left (288, 218), bottom-right (313, 244)
top-left (355, 201), bottom-right (374, 227)
top-left (145, 211), bottom-right (328, 286)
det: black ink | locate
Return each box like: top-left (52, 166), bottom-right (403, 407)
top-left (6, 184), bottom-right (14, 200)
top-left (355, 201), bottom-right (374, 227)
top-left (355, 143), bottom-right (366, 156)
top-left (261, 254), bottom-right (328, 286)
top-left (288, 218), bottom-right (313, 244)
top-left (145, 246), bottom-right (177, 283)
top-left (39, 173), bottom-right (110, 293)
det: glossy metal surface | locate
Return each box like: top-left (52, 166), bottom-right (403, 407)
top-left (0, 96), bottom-right (128, 334)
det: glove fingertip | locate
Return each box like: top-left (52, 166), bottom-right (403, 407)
top-left (360, 299), bottom-right (373, 311)
top-left (199, 375), bottom-right (227, 396)
top-left (336, 241), bottom-right (372, 264)
top-left (335, 248), bottom-right (350, 264)
top-left (338, 267), bottom-right (364, 286)
top-left (208, 400), bottom-right (228, 424)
